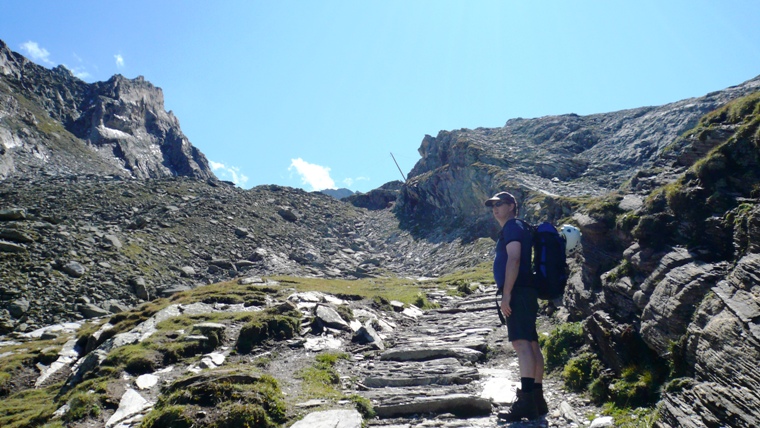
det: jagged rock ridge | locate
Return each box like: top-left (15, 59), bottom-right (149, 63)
top-left (396, 75), bottom-right (760, 235)
top-left (0, 39), bottom-right (213, 180)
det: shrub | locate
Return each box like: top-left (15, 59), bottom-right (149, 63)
top-left (562, 352), bottom-right (602, 391)
top-left (540, 322), bottom-right (584, 371)
top-left (609, 365), bottom-right (659, 408)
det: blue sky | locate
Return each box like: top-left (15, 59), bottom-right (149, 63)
top-left (2, 1), bottom-right (760, 192)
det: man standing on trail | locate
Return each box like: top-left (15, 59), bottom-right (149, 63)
top-left (484, 191), bottom-right (547, 422)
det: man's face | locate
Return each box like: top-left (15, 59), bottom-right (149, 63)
top-left (491, 200), bottom-right (514, 223)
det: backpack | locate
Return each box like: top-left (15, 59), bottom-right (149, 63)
top-left (531, 222), bottom-right (568, 301)
top-left (495, 220), bottom-right (570, 324)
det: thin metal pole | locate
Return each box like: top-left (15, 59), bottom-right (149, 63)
top-left (390, 152), bottom-right (406, 182)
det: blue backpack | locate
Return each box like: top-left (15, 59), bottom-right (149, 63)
top-left (532, 222), bottom-right (568, 301)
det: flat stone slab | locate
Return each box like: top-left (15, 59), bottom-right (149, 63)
top-left (363, 358), bottom-right (479, 388)
top-left (374, 393), bottom-right (492, 418)
top-left (289, 409), bottom-right (362, 428)
top-left (380, 347), bottom-right (483, 362)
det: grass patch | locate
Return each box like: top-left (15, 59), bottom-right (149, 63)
top-left (146, 373), bottom-right (287, 428)
top-left (539, 322), bottom-right (584, 371)
top-left (64, 391), bottom-right (102, 421)
top-left (270, 275), bottom-right (432, 306)
top-left (0, 382), bottom-right (61, 428)
top-left (562, 352), bottom-right (602, 392)
top-left (601, 403), bottom-right (659, 428)
top-left (236, 310), bottom-right (301, 354)
top-left (296, 352), bottom-right (349, 400)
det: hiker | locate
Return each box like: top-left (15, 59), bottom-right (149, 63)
top-left (484, 191), bottom-right (547, 421)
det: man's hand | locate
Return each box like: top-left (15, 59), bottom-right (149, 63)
top-left (500, 293), bottom-right (512, 318)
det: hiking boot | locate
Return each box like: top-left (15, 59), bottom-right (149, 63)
top-left (534, 389), bottom-right (548, 415)
top-left (497, 389), bottom-right (538, 421)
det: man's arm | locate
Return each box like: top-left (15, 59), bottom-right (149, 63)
top-left (500, 241), bottom-right (521, 317)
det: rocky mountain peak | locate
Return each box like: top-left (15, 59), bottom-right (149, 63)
top-left (0, 39), bottom-right (214, 181)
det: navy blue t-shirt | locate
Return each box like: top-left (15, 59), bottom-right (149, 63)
top-left (493, 218), bottom-right (533, 292)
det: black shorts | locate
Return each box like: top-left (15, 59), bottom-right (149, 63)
top-left (506, 287), bottom-right (539, 342)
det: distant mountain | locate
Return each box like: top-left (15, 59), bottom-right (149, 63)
top-left (320, 188), bottom-right (355, 199)
top-left (0, 39), bottom-right (214, 180)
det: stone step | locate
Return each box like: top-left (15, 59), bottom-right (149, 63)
top-left (373, 393), bottom-right (492, 418)
top-left (360, 358), bottom-right (480, 388)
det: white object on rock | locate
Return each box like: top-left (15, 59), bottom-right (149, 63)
top-left (135, 374), bottom-right (158, 390)
top-left (106, 389), bottom-right (151, 428)
top-left (590, 416), bottom-right (615, 428)
top-left (560, 224), bottom-right (582, 254)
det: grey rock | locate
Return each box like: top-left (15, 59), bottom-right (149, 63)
top-left (315, 304), bottom-right (351, 331)
top-left (103, 234), bottom-right (122, 250)
top-left (0, 208), bottom-right (27, 221)
top-left (0, 240), bottom-right (26, 253)
top-left (277, 207), bottom-right (299, 222)
top-left (289, 409), bottom-right (362, 428)
top-left (380, 347), bottom-right (483, 363)
top-left (157, 285), bottom-right (192, 297)
top-left (79, 303), bottom-right (109, 319)
top-left (0, 228), bottom-right (34, 243)
top-left (179, 266), bottom-right (196, 277)
top-left (373, 393), bottom-right (491, 418)
top-left (353, 321), bottom-right (384, 350)
top-left (130, 277), bottom-right (150, 300)
top-left (9, 298), bottom-right (30, 318)
top-left (62, 261), bottom-right (86, 278)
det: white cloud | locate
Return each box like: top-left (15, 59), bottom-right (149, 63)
top-left (289, 158), bottom-right (335, 191)
top-left (20, 41), bottom-right (53, 65)
top-left (342, 176), bottom-right (369, 188)
top-left (114, 54), bottom-right (124, 68)
top-left (209, 160), bottom-right (249, 187)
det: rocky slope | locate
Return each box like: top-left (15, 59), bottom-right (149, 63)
top-left (0, 39), bottom-right (213, 180)
top-left (0, 175), bottom-right (493, 332)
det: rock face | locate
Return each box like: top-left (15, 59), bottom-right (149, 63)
top-left (0, 39), bottom-right (213, 180)
top-left (395, 75), bottom-right (760, 235)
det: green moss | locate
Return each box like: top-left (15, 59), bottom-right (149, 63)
top-left (0, 382), bottom-right (60, 428)
top-left (601, 403), bottom-right (660, 428)
top-left (412, 292), bottom-right (439, 310)
top-left (539, 322), bottom-right (585, 371)
top-left (141, 405), bottom-right (194, 428)
top-left (155, 375), bottom-right (287, 426)
top-left (297, 352), bottom-right (349, 399)
top-left (663, 377), bottom-right (695, 394)
top-left (213, 402), bottom-right (273, 428)
top-left (64, 391), bottom-right (102, 421)
top-left (608, 365), bottom-right (660, 408)
top-left (335, 305), bottom-right (354, 322)
top-left (236, 312), bottom-right (300, 354)
top-left (101, 343), bottom-right (161, 375)
top-left (562, 352), bottom-right (602, 392)
top-left (348, 394), bottom-right (376, 419)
